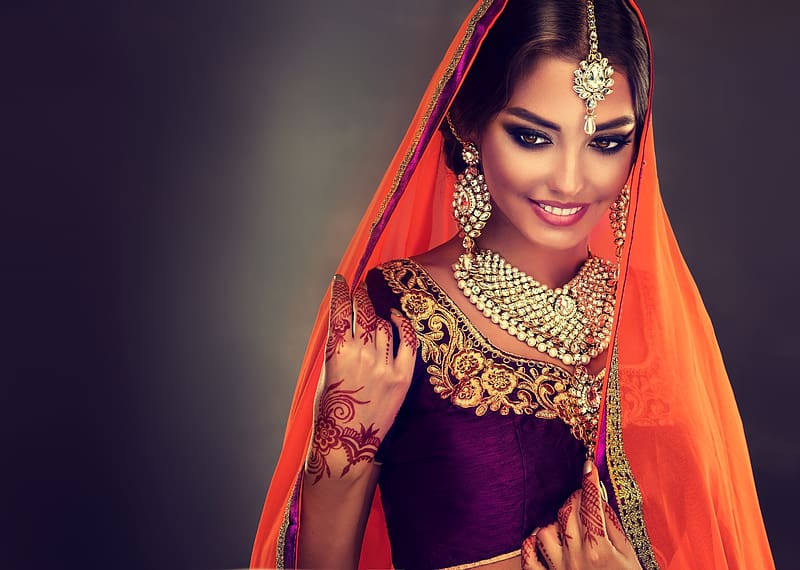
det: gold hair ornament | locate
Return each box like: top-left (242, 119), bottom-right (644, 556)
top-left (573, 0), bottom-right (615, 135)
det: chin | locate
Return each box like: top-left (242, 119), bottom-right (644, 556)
top-left (522, 222), bottom-right (596, 253)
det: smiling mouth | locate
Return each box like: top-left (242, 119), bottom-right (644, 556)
top-left (529, 199), bottom-right (589, 227)
top-left (537, 203), bottom-right (584, 216)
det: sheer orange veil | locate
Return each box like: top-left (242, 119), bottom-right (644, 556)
top-left (251, 1), bottom-right (774, 568)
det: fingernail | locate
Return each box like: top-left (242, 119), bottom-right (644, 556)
top-left (333, 274), bottom-right (345, 282)
top-left (583, 460), bottom-right (593, 475)
top-left (390, 308), bottom-right (402, 317)
top-left (600, 481), bottom-right (609, 502)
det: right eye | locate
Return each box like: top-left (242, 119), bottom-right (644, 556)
top-left (506, 127), bottom-right (552, 148)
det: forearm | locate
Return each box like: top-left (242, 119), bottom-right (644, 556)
top-left (297, 461), bottom-right (380, 569)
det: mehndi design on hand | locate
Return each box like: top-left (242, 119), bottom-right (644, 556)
top-left (325, 276), bottom-right (352, 359)
top-left (354, 285), bottom-right (378, 344)
top-left (558, 496), bottom-right (575, 544)
top-left (580, 468), bottom-right (606, 546)
top-left (306, 379), bottom-right (382, 484)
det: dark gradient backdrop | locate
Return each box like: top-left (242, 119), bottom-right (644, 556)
top-left (6, 1), bottom-right (798, 568)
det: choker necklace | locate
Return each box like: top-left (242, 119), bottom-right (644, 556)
top-left (452, 249), bottom-right (617, 367)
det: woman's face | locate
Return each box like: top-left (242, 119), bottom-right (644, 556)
top-left (478, 55), bottom-right (635, 254)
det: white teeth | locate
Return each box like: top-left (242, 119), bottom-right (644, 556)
top-left (539, 203), bottom-right (583, 216)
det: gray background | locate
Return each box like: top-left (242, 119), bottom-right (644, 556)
top-left (5, 0), bottom-right (797, 568)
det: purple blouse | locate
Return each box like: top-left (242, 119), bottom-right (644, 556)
top-left (366, 260), bottom-right (598, 569)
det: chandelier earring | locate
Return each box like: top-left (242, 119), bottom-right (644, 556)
top-left (446, 113), bottom-right (491, 261)
top-left (610, 184), bottom-right (630, 261)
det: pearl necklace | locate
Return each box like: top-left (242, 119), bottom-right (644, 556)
top-left (452, 250), bottom-right (617, 367)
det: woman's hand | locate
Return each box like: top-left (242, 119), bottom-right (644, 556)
top-left (298, 275), bottom-right (417, 567)
top-left (305, 274), bottom-right (417, 485)
top-left (521, 461), bottom-right (642, 570)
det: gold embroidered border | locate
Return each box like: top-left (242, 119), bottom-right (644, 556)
top-left (370, 0), bottom-right (496, 232)
top-left (606, 345), bottom-right (659, 569)
top-left (439, 548), bottom-right (521, 570)
top-left (380, 259), bottom-right (604, 451)
top-left (275, 497), bottom-right (289, 570)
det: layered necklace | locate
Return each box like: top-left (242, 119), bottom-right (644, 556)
top-left (452, 249), bottom-right (617, 367)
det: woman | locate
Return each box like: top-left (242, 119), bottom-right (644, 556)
top-left (252, 1), bottom-right (774, 568)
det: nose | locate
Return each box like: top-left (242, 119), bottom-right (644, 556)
top-left (549, 150), bottom-right (585, 197)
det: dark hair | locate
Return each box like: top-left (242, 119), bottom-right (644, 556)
top-left (442, 0), bottom-right (650, 171)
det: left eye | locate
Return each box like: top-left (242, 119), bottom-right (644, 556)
top-left (591, 138), bottom-right (620, 150)
top-left (518, 132), bottom-right (549, 145)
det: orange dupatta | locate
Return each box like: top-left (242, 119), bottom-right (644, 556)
top-left (251, 1), bottom-right (774, 568)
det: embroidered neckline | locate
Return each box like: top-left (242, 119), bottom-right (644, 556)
top-left (380, 258), bottom-right (605, 452)
top-left (406, 258), bottom-right (605, 376)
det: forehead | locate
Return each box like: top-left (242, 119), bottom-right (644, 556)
top-left (506, 56), bottom-right (633, 129)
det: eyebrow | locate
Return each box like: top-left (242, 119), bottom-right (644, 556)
top-left (504, 106), bottom-right (635, 133)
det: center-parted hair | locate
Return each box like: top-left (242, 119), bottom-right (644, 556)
top-left (442, 0), bottom-right (650, 172)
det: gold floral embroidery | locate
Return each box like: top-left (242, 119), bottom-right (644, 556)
top-left (606, 344), bottom-right (659, 569)
top-left (380, 259), bottom-right (604, 451)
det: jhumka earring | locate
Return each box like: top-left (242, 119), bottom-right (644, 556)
top-left (446, 113), bottom-right (491, 261)
top-left (573, 0), bottom-right (615, 135)
top-left (610, 184), bottom-right (630, 261)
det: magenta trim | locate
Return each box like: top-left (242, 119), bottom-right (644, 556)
top-left (282, 472), bottom-right (303, 568)
top-left (352, 0), bottom-right (507, 285)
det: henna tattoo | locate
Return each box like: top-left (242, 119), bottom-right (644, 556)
top-left (354, 286), bottom-right (377, 344)
top-left (325, 278), bottom-right (351, 360)
top-left (399, 316), bottom-right (419, 352)
top-left (521, 534), bottom-right (537, 567)
top-left (377, 318), bottom-right (392, 364)
top-left (307, 379), bottom-right (382, 484)
top-left (558, 499), bottom-right (574, 544)
top-left (339, 423), bottom-right (381, 476)
top-left (580, 472), bottom-right (606, 546)
top-left (536, 539), bottom-right (557, 569)
top-left (604, 501), bottom-right (625, 535)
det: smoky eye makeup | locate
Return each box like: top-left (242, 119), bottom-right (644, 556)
top-left (503, 124), bottom-right (553, 148)
top-left (590, 130), bottom-right (634, 153)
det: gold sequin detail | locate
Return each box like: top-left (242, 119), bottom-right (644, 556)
top-left (381, 259), bottom-right (604, 452)
top-left (606, 344), bottom-right (660, 569)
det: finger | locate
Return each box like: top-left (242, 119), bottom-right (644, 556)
top-left (374, 316), bottom-right (393, 366)
top-left (535, 524), bottom-right (565, 570)
top-left (603, 501), bottom-right (636, 556)
top-left (556, 490), bottom-right (580, 547)
top-left (578, 460), bottom-right (607, 547)
top-left (522, 529), bottom-right (548, 570)
top-left (390, 308), bottom-right (418, 368)
top-left (353, 283), bottom-right (378, 345)
top-left (325, 274), bottom-right (353, 360)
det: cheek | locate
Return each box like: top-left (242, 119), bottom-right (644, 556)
top-left (588, 155), bottom-right (633, 201)
top-left (482, 146), bottom-right (543, 197)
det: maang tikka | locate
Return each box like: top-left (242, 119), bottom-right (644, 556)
top-left (573, 0), bottom-right (614, 135)
top-left (447, 113), bottom-right (491, 261)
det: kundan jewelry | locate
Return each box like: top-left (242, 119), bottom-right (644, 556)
top-left (610, 184), bottom-right (630, 260)
top-left (573, 0), bottom-right (615, 135)
top-left (446, 113), bottom-right (491, 258)
top-left (452, 250), bottom-right (617, 367)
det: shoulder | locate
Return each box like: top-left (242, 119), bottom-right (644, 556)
top-left (363, 258), bottom-right (418, 319)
